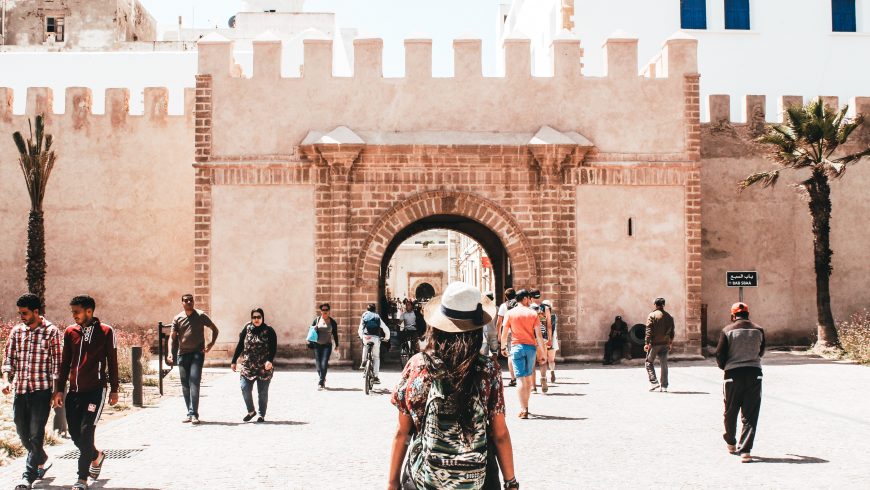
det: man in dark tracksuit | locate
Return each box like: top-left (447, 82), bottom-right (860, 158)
top-left (715, 302), bottom-right (765, 463)
top-left (644, 298), bottom-right (675, 391)
top-left (54, 295), bottom-right (119, 488)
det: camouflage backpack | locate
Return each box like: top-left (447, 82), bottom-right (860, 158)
top-left (407, 378), bottom-right (489, 490)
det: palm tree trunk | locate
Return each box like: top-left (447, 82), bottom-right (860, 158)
top-left (806, 171), bottom-right (840, 348)
top-left (26, 209), bottom-right (46, 308)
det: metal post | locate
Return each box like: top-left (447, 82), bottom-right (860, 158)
top-left (132, 346), bottom-right (143, 407)
top-left (1, 0), bottom-right (7, 46)
top-left (739, 286), bottom-right (744, 303)
top-left (158, 322), bottom-right (164, 396)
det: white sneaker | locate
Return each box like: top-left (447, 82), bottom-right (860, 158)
top-left (15, 478), bottom-right (32, 489)
top-left (649, 383), bottom-right (660, 392)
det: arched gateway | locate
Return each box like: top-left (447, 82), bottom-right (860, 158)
top-left (191, 33), bottom-right (704, 363)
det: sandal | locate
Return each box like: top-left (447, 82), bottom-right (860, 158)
top-left (518, 409), bottom-right (528, 419)
top-left (36, 461), bottom-right (52, 479)
top-left (88, 451), bottom-right (105, 480)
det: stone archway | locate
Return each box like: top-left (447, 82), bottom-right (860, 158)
top-left (353, 190), bottom-right (539, 291)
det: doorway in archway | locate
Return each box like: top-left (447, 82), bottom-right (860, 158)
top-left (379, 214), bottom-right (513, 319)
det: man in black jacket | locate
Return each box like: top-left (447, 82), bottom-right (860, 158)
top-left (715, 302), bottom-right (765, 463)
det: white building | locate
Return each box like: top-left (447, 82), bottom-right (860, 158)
top-left (386, 230), bottom-right (449, 301)
top-left (0, 0), bottom-right (356, 113)
top-left (500, 0), bottom-right (870, 120)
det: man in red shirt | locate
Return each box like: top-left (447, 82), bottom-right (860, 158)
top-left (2, 293), bottom-right (61, 489)
top-left (500, 289), bottom-right (545, 419)
top-left (53, 295), bottom-right (119, 489)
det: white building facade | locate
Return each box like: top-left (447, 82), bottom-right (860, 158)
top-left (500, 0), bottom-right (870, 120)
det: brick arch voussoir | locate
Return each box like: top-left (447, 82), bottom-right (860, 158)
top-left (353, 191), bottom-right (538, 287)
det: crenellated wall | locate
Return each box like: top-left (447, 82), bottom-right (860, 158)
top-left (700, 94), bottom-right (870, 344)
top-left (195, 32), bottom-right (698, 157)
top-left (0, 86), bottom-right (195, 328)
top-left (190, 32), bottom-right (706, 361)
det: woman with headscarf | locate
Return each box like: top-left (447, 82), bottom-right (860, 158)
top-left (388, 282), bottom-right (519, 490)
top-left (231, 308), bottom-right (277, 422)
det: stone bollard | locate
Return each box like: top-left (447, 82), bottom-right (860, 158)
top-left (132, 346), bottom-right (143, 407)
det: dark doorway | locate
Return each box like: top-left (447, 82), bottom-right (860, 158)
top-left (379, 214), bottom-right (512, 314)
top-left (414, 283), bottom-right (436, 301)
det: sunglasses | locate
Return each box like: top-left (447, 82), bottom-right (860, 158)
top-left (251, 315), bottom-right (263, 320)
top-left (182, 298), bottom-right (194, 303)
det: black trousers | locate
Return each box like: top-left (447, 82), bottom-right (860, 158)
top-left (66, 389), bottom-right (107, 480)
top-left (603, 338), bottom-right (626, 362)
top-left (13, 389), bottom-right (52, 482)
top-left (722, 371), bottom-right (762, 454)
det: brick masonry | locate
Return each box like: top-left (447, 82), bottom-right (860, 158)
top-left (192, 82), bottom-right (703, 362)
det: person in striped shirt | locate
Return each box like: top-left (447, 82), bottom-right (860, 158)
top-left (2, 293), bottom-right (61, 489)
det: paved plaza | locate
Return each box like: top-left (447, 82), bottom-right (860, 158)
top-left (1, 352), bottom-right (868, 489)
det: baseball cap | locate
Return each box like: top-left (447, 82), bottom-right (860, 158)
top-left (730, 302), bottom-right (749, 315)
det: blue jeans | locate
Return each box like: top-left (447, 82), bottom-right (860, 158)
top-left (240, 377), bottom-right (271, 416)
top-left (313, 343), bottom-right (332, 384)
top-left (13, 389), bottom-right (52, 483)
top-left (178, 351), bottom-right (204, 417)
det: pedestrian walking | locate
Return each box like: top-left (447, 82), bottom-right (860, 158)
top-left (644, 297), bottom-right (675, 392)
top-left (358, 304), bottom-right (390, 384)
top-left (479, 292), bottom-right (500, 361)
top-left (495, 288), bottom-right (517, 387)
top-left (231, 308), bottom-right (277, 422)
top-left (388, 282), bottom-right (518, 490)
top-left (2, 294), bottom-right (61, 490)
top-left (715, 302), bottom-right (765, 463)
top-left (53, 295), bottom-right (119, 490)
top-left (541, 299), bottom-right (558, 383)
top-left (500, 289), bottom-right (546, 419)
top-left (309, 303), bottom-right (339, 390)
top-left (603, 316), bottom-right (628, 365)
top-left (400, 299), bottom-right (422, 355)
top-left (167, 294), bottom-right (220, 424)
top-left (529, 290), bottom-right (553, 393)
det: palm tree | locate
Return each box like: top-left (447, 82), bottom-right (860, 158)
top-left (739, 99), bottom-right (870, 349)
top-left (12, 114), bottom-right (57, 307)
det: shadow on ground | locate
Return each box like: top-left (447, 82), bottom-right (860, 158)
top-left (751, 454), bottom-right (829, 464)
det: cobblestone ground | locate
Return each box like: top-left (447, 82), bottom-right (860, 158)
top-left (1, 352), bottom-right (868, 489)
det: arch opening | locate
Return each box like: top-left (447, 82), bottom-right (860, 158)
top-left (378, 214), bottom-right (513, 315)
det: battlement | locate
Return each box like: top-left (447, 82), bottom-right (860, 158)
top-left (0, 87), bottom-right (195, 126)
top-left (196, 31), bottom-right (698, 81)
top-left (704, 94), bottom-right (870, 125)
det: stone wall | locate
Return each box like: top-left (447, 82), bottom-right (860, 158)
top-left (0, 86), bottom-right (195, 329)
top-left (700, 95), bottom-right (870, 344)
top-left (192, 33), bottom-right (703, 361)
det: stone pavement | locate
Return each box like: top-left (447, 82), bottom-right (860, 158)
top-left (1, 352), bottom-right (869, 489)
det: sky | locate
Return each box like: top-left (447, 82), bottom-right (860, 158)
top-left (139, 0), bottom-right (509, 76)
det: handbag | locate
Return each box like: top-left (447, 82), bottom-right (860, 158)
top-left (306, 325), bottom-right (319, 343)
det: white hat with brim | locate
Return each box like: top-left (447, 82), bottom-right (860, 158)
top-left (424, 282), bottom-right (495, 333)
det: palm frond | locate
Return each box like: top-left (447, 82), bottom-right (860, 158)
top-left (738, 170), bottom-right (780, 191)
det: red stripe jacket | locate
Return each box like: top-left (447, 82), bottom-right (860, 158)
top-left (56, 318), bottom-right (119, 394)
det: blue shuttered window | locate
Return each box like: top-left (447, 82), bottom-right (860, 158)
top-left (681, 0), bottom-right (707, 29)
top-left (832, 0), bottom-right (857, 32)
top-left (725, 0), bottom-right (750, 30)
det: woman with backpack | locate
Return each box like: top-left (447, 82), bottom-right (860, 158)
top-left (309, 303), bottom-right (339, 390)
top-left (388, 282), bottom-right (519, 490)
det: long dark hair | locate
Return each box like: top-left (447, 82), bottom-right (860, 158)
top-left (421, 328), bottom-right (484, 443)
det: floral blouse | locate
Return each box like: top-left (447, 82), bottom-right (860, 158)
top-left (391, 352), bottom-right (506, 433)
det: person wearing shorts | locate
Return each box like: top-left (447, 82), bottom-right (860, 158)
top-left (500, 289), bottom-right (545, 419)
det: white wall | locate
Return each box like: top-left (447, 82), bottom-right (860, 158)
top-left (502, 0), bottom-right (870, 120)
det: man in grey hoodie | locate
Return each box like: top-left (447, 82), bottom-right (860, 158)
top-left (715, 302), bottom-right (765, 463)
